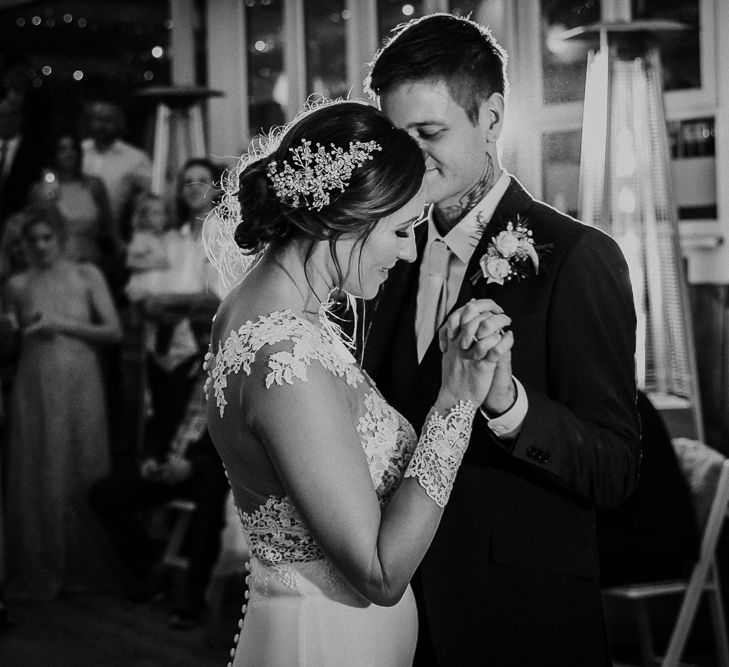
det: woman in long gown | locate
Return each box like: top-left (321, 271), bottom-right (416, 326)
top-left (4, 205), bottom-right (122, 599)
top-left (30, 131), bottom-right (119, 271)
top-left (204, 101), bottom-right (514, 666)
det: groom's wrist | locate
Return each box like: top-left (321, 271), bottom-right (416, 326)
top-left (482, 379), bottom-right (516, 417)
top-left (480, 377), bottom-right (528, 439)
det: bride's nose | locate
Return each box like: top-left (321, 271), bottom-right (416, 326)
top-left (398, 234), bottom-right (417, 264)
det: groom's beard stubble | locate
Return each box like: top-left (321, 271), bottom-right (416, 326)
top-left (434, 153), bottom-right (496, 233)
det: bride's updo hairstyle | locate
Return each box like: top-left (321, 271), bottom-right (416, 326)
top-left (204, 100), bottom-right (425, 293)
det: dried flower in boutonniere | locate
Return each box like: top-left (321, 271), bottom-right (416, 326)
top-left (470, 214), bottom-right (551, 286)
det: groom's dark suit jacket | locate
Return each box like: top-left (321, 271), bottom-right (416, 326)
top-left (364, 177), bottom-right (641, 666)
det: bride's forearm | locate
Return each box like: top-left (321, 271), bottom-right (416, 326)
top-left (357, 400), bottom-right (475, 606)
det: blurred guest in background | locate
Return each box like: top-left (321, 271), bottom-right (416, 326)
top-left (4, 205), bottom-right (122, 599)
top-left (30, 130), bottom-right (121, 277)
top-left (90, 364), bottom-right (229, 628)
top-left (0, 51), bottom-right (51, 146)
top-left (125, 192), bottom-right (173, 301)
top-left (81, 98), bottom-right (152, 242)
top-left (0, 209), bottom-right (26, 629)
top-left (0, 96), bottom-right (43, 228)
top-left (0, 209), bottom-right (28, 288)
top-left (0, 210), bottom-right (28, 420)
top-left (138, 158), bottom-right (222, 455)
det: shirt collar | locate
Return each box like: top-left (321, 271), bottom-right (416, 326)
top-left (426, 170), bottom-right (510, 264)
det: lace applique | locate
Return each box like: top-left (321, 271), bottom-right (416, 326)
top-left (212, 309), bottom-right (363, 416)
top-left (241, 502), bottom-right (348, 595)
top-left (357, 390), bottom-right (417, 505)
top-left (248, 557), bottom-right (346, 600)
top-left (239, 497), bottom-right (325, 566)
top-left (404, 400), bottom-right (476, 508)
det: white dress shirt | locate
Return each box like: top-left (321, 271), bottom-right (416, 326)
top-left (415, 171), bottom-right (527, 437)
top-left (82, 138), bottom-right (152, 228)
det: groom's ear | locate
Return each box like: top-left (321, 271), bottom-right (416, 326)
top-left (479, 93), bottom-right (505, 144)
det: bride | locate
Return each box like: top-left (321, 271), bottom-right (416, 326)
top-left (204, 100), bottom-right (513, 666)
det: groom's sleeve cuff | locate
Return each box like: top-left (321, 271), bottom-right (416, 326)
top-left (481, 376), bottom-right (528, 439)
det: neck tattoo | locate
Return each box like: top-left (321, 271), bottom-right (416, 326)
top-left (435, 155), bottom-right (496, 233)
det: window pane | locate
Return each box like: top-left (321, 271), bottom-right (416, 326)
top-left (245, 0), bottom-right (286, 138)
top-left (541, 0), bottom-right (600, 105)
top-left (305, 0), bottom-right (348, 99)
top-left (542, 130), bottom-right (581, 218)
top-left (448, 1), bottom-right (509, 46)
top-left (377, 1), bottom-right (428, 45)
top-left (668, 117), bottom-right (716, 220)
top-left (631, 0), bottom-right (700, 91)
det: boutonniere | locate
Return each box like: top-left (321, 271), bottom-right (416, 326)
top-left (469, 213), bottom-right (551, 286)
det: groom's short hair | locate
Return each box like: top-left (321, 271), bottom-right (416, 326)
top-left (365, 13), bottom-right (508, 124)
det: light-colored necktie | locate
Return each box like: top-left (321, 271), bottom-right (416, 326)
top-left (416, 237), bottom-right (452, 361)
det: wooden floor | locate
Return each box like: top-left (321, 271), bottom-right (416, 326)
top-left (0, 589), bottom-right (721, 667)
top-left (0, 592), bottom-right (235, 667)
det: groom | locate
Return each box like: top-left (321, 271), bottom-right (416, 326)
top-left (363, 14), bottom-right (641, 666)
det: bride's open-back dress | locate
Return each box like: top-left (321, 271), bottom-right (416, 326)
top-left (207, 310), bottom-right (419, 666)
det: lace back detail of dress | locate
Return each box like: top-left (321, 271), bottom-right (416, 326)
top-left (211, 309), bottom-right (363, 417)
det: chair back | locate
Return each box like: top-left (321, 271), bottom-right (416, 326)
top-left (672, 438), bottom-right (729, 557)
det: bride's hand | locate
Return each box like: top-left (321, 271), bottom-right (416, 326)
top-left (437, 300), bottom-right (513, 407)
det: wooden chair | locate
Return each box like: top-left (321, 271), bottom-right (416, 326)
top-left (604, 438), bottom-right (729, 667)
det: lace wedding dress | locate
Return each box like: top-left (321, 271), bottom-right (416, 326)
top-left (208, 310), bottom-right (469, 666)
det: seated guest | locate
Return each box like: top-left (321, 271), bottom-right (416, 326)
top-left (597, 391), bottom-right (700, 586)
top-left (89, 360), bottom-right (229, 627)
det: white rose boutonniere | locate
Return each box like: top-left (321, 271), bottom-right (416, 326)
top-left (470, 214), bottom-right (551, 286)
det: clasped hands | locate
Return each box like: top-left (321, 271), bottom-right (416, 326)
top-left (437, 299), bottom-right (515, 415)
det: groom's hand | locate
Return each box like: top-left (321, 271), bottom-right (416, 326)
top-left (439, 298), bottom-right (509, 353)
top-left (482, 352), bottom-right (515, 417)
top-left (438, 299), bottom-right (515, 412)
top-left (442, 299), bottom-right (516, 417)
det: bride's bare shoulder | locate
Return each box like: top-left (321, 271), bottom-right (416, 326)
top-left (212, 274), bottom-right (296, 339)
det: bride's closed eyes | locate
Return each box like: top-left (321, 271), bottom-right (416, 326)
top-left (395, 215), bottom-right (425, 238)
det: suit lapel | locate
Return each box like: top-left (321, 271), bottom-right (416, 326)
top-left (451, 177), bottom-right (535, 311)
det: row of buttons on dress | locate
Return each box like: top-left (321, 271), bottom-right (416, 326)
top-left (227, 560), bottom-right (251, 667)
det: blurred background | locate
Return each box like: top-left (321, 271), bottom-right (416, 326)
top-left (0, 1), bottom-right (728, 665)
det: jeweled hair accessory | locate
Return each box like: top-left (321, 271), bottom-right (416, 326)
top-left (266, 139), bottom-right (382, 211)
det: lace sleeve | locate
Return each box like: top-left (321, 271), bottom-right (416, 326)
top-left (211, 310), bottom-right (363, 417)
top-left (404, 400), bottom-right (476, 508)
